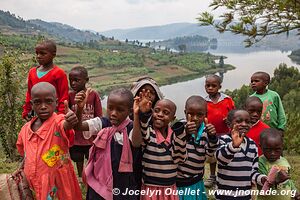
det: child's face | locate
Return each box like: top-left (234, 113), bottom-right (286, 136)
top-left (152, 100), bottom-right (176, 130)
top-left (205, 77), bottom-right (221, 96)
top-left (246, 101), bottom-right (263, 125)
top-left (35, 44), bottom-right (55, 66)
top-left (107, 94), bottom-right (131, 126)
top-left (231, 110), bottom-right (251, 135)
top-left (69, 70), bottom-right (88, 92)
top-left (139, 84), bottom-right (157, 104)
top-left (262, 136), bottom-right (283, 162)
top-left (250, 74), bottom-right (268, 93)
top-left (185, 103), bottom-right (206, 129)
top-left (31, 89), bottom-right (57, 120)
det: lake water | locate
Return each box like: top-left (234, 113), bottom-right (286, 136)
top-left (101, 50), bottom-right (300, 119)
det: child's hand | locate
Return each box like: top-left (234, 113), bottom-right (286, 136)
top-left (275, 170), bottom-right (290, 185)
top-left (231, 124), bottom-right (244, 148)
top-left (205, 118), bottom-right (216, 137)
top-left (64, 100), bottom-right (78, 129)
top-left (137, 89), bottom-right (152, 113)
top-left (185, 114), bottom-right (197, 135)
top-left (75, 89), bottom-right (91, 109)
top-left (261, 176), bottom-right (267, 185)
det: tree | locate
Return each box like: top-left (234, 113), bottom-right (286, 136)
top-left (178, 44), bottom-right (187, 53)
top-left (198, 0), bottom-right (300, 46)
top-left (0, 51), bottom-right (31, 161)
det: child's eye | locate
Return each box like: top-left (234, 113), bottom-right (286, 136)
top-left (163, 110), bottom-right (170, 115)
top-left (32, 100), bottom-right (41, 105)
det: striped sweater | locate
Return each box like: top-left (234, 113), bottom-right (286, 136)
top-left (140, 114), bottom-right (187, 186)
top-left (215, 134), bottom-right (266, 200)
top-left (177, 128), bottom-right (218, 187)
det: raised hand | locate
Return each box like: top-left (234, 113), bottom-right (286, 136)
top-left (75, 88), bottom-right (91, 109)
top-left (275, 170), bottom-right (290, 185)
top-left (137, 89), bottom-right (152, 113)
top-left (231, 124), bottom-right (244, 148)
top-left (64, 100), bottom-right (78, 129)
top-left (204, 118), bottom-right (216, 137)
top-left (185, 114), bottom-right (197, 135)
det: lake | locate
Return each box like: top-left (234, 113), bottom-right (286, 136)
top-left (101, 49), bottom-right (300, 119)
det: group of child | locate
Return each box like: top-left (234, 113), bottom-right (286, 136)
top-left (16, 40), bottom-right (299, 200)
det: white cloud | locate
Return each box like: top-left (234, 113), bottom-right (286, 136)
top-left (0, 0), bottom-right (213, 31)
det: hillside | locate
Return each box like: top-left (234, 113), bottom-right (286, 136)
top-left (100, 22), bottom-right (300, 51)
top-left (0, 10), bottom-right (105, 42)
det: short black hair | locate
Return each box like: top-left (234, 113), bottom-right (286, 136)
top-left (245, 96), bottom-right (262, 108)
top-left (253, 71), bottom-right (270, 84)
top-left (185, 95), bottom-right (207, 109)
top-left (205, 74), bottom-right (222, 84)
top-left (70, 65), bottom-right (88, 78)
top-left (109, 88), bottom-right (134, 108)
top-left (260, 128), bottom-right (283, 148)
top-left (31, 82), bottom-right (57, 97)
top-left (37, 40), bottom-right (57, 53)
top-left (155, 99), bottom-right (177, 116)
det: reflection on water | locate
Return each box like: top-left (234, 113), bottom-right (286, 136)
top-left (160, 50), bottom-right (300, 118)
top-left (101, 50), bottom-right (300, 119)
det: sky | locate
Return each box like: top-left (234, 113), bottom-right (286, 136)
top-left (0, 0), bottom-right (214, 32)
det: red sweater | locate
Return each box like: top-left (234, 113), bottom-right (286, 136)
top-left (69, 90), bottom-right (103, 145)
top-left (247, 120), bottom-right (269, 156)
top-left (206, 94), bottom-right (235, 136)
top-left (22, 66), bottom-right (69, 118)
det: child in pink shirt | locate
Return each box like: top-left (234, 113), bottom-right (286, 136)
top-left (16, 82), bottom-right (81, 200)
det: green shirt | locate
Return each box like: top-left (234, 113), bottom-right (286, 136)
top-left (258, 156), bottom-right (297, 200)
top-left (251, 89), bottom-right (286, 130)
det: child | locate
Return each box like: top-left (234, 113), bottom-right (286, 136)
top-left (258, 128), bottom-right (300, 200)
top-left (177, 95), bottom-right (219, 200)
top-left (16, 82), bottom-right (81, 200)
top-left (130, 76), bottom-right (163, 105)
top-left (130, 76), bottom-right (164, 190)
top-left (75, 88), bottom-right (139, 200)
top-left (245, 96), bottom-right (269, 156)
top-left (22, 40), bottom-right (69, 121)
top-left (132, 90), bottom-right (187, 200)
top-left (204, 74), bottom-right (235, 188)
top-left (68, 66), bottom-right (102, 181)
top-left (215, 109), bottom-right (267, 200)
top-left (250, 71), bottom-right (286, 131)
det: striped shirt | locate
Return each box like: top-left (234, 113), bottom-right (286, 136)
top-left (177, 128), bottom-right (218, 187)
top-left (215, 134), bottom-right (266, 200)
top-left (140, 114), bottom-right (187, 186)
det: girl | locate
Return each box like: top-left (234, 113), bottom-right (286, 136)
top-left (75, 88), bottom-right (140, 200)
top-left (132, 90), bottom-right (187, 200)
top-left (177, 96), bottom-right (218, 200)
top-left (22, 40), bottom-right (69, 121)
top-left (215, 109), bottom-right (267, 200)
top-left (16, 82), bottom-right (81, 200)
top-left (68, 66), bottom-right (102, 181)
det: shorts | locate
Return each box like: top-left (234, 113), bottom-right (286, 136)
top-left (69, 145), bottom-right (91, 162)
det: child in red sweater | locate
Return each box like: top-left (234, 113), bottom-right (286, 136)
top-left (68, 66), bottom-right (103, 182)
top-left (204, 74), bottom-right (235, 188)
top-left (22, 40), bottom-right (69, 121)
top-left (245, 96), bottom-right (269, 156)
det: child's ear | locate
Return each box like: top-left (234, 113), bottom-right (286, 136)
top-left (86, 77), bottom-right (89, 82)
top-left (172, 115), bottom-right (176, 121)
top-left (55, 98), bottom-right (58, 106)
top-left (30, 100), bottom-right (33, 106)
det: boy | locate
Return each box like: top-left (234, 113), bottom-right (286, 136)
top-left (22, 40), bottom-right (69, 121)
top-left (250, 71), bottom-right (286, 131)
top-left (215, 109), bottom-right (267, 200)
top-left (68, 66), bottom-right (102, 181)
top-left (177, 95), bottom-right (218, 200)
top-left (132, 90), bottom-right (187, 200)
top-left (245, 96), bottom-right (269, 156)
top-left (204, 74), bottom-right (235, 188)
top-left (258, 128), bottom-right (300, 200)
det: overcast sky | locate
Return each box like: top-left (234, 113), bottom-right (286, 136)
top-left (0, 0), bottom-right (216, 32)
